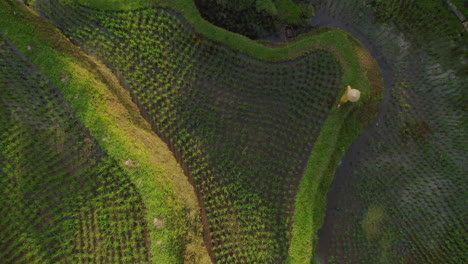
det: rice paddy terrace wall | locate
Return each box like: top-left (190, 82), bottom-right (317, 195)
top-left (308, 0), bottom-right (466, 263)
top-left (0, 34), bottom-right (150, 263)
top-left (27, 0), bottom-right (345, 262)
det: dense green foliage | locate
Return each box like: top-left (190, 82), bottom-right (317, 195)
top-left (0, 34), bottom-right (150, 263)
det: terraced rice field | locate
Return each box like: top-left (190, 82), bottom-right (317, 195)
top-left (1, 0), bottom-right (466, 263)
top-left (0, 34), bottom-right (150, 263)
top-left (27, 1), bottom-right (346, 262)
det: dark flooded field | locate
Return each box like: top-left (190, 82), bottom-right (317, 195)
top-left (311, 0), bottom-right (466, 263)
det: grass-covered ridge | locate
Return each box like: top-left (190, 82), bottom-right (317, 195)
top-left (288, 36), bottom-right (383, 264)
top-left (73, 0), bottom-right (330, 61)
top-left (75, 0), bottom-right (156, 10)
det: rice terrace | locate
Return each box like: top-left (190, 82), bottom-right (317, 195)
top-left (0, 0), bottom-right (466, 263)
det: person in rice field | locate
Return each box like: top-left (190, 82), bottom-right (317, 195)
top-left (338, 85), bottom-right (361, 108)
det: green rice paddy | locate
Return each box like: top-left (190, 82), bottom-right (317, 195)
top-left (1, 0), bottom-right (465, 263)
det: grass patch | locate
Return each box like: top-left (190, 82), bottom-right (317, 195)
top-left (361, 204), bottom-right (386, 241)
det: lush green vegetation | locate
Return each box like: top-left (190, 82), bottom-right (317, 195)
top-left (75, 0), bottom-right (155, 10)
top-left (5, 0), bottom-right (465, 263)
top-left (0, 33), bottom-right (150, 263)
top-left (26, 0), bottom-right (374, 262)
top-left (1, 2), bottom-right (209, 263)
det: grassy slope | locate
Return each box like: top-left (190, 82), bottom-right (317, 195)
top-left (28, 0), bottom-right (380, 262)
top-left (0, 2), bottom-right (210, 263)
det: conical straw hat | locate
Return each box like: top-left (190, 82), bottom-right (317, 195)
top-left (347, 89), bottom-right (361, 102)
